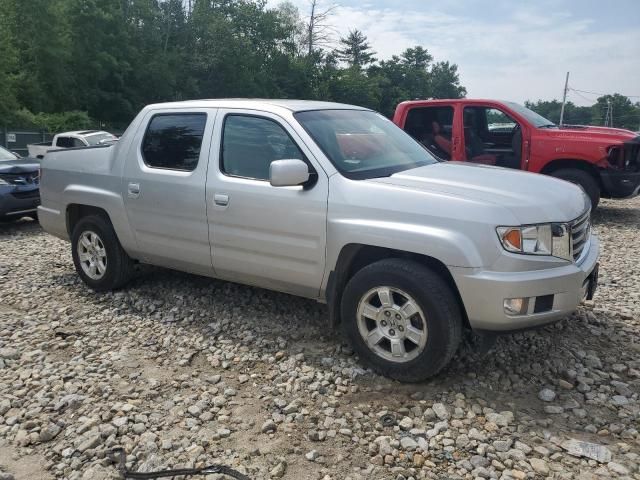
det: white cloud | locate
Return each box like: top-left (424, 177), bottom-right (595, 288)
top-left (270, 0), bottom-right (640, 105)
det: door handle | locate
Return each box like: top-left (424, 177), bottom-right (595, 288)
top-left (214, 193), bottom-right (229, 206)
top-left (127, 182), bottom-right (140, 198)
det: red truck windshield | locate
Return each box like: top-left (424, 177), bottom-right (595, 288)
top-left (296, 109), bottom-right (438, 179)
top-left (504, 102), bottom-right (556, 128)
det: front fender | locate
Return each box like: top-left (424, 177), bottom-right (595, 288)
top-left (327, 217), bottom-right (484, 268)
top-left (320, 216), bottom-right (489, 302)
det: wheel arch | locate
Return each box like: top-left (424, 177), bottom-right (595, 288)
top-left (66, 204), bottom-right (112, 237)
top-left (540, 158), bottom-right (602, 188)
top-left (325, 243), bottom-right (469, 330)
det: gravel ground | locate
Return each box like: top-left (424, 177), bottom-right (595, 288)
top-left (0, 198), bottom-right (638, 480)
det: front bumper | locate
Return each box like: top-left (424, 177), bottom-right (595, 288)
top-left (600, 169), bottom-right (640, 198)
top-left (451, 234), bottom-right (600, 332)
top-left (0, 187), bottom-right (40, 218)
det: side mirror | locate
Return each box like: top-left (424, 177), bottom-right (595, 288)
top-left (269, 159), bottom-right (310, 187)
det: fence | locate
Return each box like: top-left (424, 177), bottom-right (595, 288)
top-left (1, 127), bottom-right (54, 157)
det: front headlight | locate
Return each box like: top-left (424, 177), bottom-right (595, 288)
top-left (497, 223), bottom-right (571, 261)
top-left (0, 176), bottom-right (9, 185)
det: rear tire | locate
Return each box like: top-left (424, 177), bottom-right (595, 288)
top-left (341, 258), bottom-right (463, 382)
top-left (551, 168), bottom-right (600, 210)
top-left (71, 215), bottom-right (134, 291)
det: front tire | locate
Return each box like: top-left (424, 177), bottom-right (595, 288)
top-left (551, 168), bottom-right (600, 210)
top-left (341, 259), bottom-right (463, 382)
top-left (71, 215), bottom-right (134, 291)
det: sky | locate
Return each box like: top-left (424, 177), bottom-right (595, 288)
top-left (269, 0), bottom-right (640, 105)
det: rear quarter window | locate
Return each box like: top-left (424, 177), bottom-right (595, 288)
top-left (141, 113), bottom-right (207, 171)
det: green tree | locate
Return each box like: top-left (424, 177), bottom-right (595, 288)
top-left (525, 97), bottom-right (638, 128)
top-left (5, 0), bottom-right (72, 114)
top-left (0, 0), bottom-right (469, 129)
top-left (0, 0), bottom-right (19, 123)
top-left (429, 61), bottom-right (466, 99)
top-left (592, 94), bottom-right (640, 130)
top-left (327, 67), bottom-right (380, 109)
top-left (335, 29), bottom-right (376, 69)
top-left (65, 0), bottom-right (135, 122)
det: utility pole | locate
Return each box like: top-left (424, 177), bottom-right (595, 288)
top-left (604, 100), bottom-right (612, 127)
top-left (559, 71), bottom-right (569, 126)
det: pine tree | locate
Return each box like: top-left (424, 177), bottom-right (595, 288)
top-left (335, 29), bottom-right (375, 69)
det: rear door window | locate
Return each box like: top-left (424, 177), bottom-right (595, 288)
top-left (141, 113), bottom-right (207, 171)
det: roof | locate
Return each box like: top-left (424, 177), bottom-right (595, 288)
top-left (398, 98), bottom-right (516, 106)
top-left (144, 98), bottom-right (368, 113)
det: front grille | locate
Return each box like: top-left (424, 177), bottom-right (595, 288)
top-left (11, 189), bottom-right (40, 199)
top-left (571, 210), bottom-right (591, 261)
top-left (607, 137), bottom-right (640, 172)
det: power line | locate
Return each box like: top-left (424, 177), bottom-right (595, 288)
top-left (568, 89), bottom-right (597, 104)
top-left (592, 113), bottom-right (640, 120)
top-left (570, 87), bottom-right (640, 98)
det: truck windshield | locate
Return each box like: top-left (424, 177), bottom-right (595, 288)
top-left (295, 109), bottom-right (438, 179)
top-left (0, 146), bottom-right (19, 161)
top-left (504, 102), bottom-right (556, 128)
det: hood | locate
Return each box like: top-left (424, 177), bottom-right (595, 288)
top-left (543, 125), bottom-right (638, 144)
top-left (368, 162), bottom-right (589, 224)
top-left (0, 157), bottom-right (40, 173)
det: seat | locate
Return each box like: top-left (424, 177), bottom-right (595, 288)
top-left (428, 121), bottom-right (452, 159)
top-left (463, 127), bottom-right (497, 166)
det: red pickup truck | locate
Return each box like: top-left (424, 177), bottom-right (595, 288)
top-left (393, 99), bottom-right (640, 208)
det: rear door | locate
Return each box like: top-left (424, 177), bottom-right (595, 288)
top-left (122, 108), bottom-right (217, 276)
top-left (206, 109), bottom-right (328, 298)
top-left (401, 105), bottom-right (457, 160)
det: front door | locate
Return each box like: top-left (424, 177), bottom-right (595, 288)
top-left (206, 109), bottom-right (328, 298)
top-left (122, 108), bottom-right (216, 276)
top-left (462, 106), bottom-right (523, 168)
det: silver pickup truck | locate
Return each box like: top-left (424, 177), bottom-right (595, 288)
top-left (38, 99), bottom-right (599, 382)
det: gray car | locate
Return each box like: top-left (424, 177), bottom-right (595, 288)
top-left (37, 100), bottom-right (599, 381)
top-left (0, 146), bottom-right (40, 221)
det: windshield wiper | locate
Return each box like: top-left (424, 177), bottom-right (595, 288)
top-left (538, 124), bottom-right (557, 129)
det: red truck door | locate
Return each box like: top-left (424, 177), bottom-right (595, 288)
top-left (459, 103), bottom-right (528, 169)
top-left (395, 102), bottom-right (464, 161)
